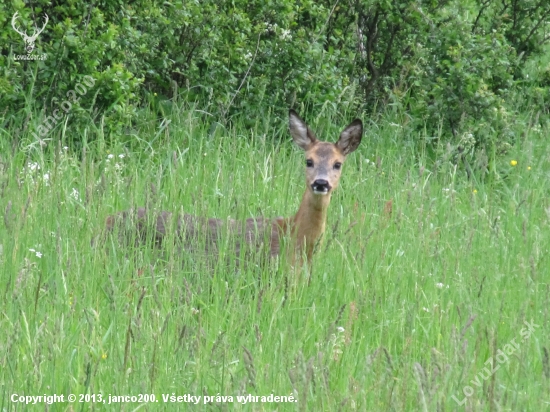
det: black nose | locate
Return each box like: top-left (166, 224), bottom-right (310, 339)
top-left (312, 179), bottom-right (331, 192)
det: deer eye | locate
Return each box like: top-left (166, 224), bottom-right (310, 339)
top-left (334, 162), bottom-right (342, 170)
top-left (306, 159), bottom-right (314, 167)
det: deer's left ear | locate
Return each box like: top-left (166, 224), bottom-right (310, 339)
top-left (336, 119), bottom-right (362, 156)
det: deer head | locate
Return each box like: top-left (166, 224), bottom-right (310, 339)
top-left (289, 110), bottom-right (363, 197)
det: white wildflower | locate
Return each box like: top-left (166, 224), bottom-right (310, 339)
top-left (264, 22), bottom-right (277, 32)
top-left (29, 248), bottom-right (43, 258)
top-left (70, 188), bottom-right (81, 202)
top-left (280, 29), bottom-right (292, 40)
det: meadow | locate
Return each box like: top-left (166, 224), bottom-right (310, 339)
top-left (1, 103), bottom-right (549, 411)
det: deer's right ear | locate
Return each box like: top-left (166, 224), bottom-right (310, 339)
top-left (289, 110), bottom-right (317, 150)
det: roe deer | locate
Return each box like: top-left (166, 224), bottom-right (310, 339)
top-left (105, 110), bottom-right (362, 267)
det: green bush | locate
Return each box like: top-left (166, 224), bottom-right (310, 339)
top-left (1, 0), bottom-right (549, 168)
top-left (1, 0), bottom-right (358, 135)
top-left (352, 0), bottom-right (550, 175)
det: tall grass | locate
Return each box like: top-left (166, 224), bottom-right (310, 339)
top-left (1, 102), bottom-right (549, 410)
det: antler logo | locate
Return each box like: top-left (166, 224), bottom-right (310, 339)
top-left (11, 11), bottom-right (49, 54)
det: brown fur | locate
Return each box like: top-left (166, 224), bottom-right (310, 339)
top-left (104, 110), bottom-right (362, 267)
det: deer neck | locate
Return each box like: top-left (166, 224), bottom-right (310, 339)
top-left (291, 189), bottom-right (332, 260)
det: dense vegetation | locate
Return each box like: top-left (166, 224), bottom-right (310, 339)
top-left (1, 0), bottom-right (549, 410)
top-left (2, 104), bottom-right (549, 410)
top-left (2, 0), bottom-right (550, 168)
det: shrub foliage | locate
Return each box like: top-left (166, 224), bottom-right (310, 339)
top-left (1, 0), bottom-right (549, 160)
